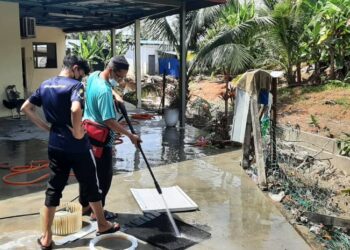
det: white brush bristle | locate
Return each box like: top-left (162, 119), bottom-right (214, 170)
top-left (40, 202), bottom-right (82, 235)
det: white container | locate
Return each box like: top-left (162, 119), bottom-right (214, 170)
top-left (164, 108), bottom-right (179, 127)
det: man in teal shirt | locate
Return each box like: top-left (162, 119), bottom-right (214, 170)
top-left (81, 56), bottom-right (141, 220)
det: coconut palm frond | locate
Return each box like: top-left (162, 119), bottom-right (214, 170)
top-left (195, 16), bottom-right (274, 62)
top-left (143, 17), bottom-right (178, 49)
top-left (186, 5), bottom-right (227, 47)
top-left (194, 43), bottom-right (253, 74)
top-left (262, 0), bottom-right (279, 10)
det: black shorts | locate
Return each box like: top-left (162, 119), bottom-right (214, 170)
top-left (45, 148), bottom-right (102, 207)
top-left (79, 146), bottom-right (113, 207)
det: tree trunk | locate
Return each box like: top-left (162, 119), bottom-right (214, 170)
top-left (296, 62), bottom-right (302, 85)
top-left (287, 66), bottom-right (295, 86)
top-left (315, 61), bottom-right (321, 84)
top-left (330, 46), bottom-right (335, 80)
top-left (225, 80), bottom-right (229, 119)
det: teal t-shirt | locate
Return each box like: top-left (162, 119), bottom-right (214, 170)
top-left (84, 71), bottom-right (118, 146)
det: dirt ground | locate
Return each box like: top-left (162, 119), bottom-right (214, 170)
top-left (189, 80), bottom-right (227, 103)
top-left (190, 80), bottom-right (350, 140)
top-left (278, 88), bottom-right (350, 139)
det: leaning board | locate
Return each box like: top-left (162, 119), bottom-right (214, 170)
top-left (130, 186), bottom-right (198, 213)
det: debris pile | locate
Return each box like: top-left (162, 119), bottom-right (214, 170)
top-left (261, 136), bottom-right (350, 248)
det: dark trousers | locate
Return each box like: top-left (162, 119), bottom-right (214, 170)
top-left (45, 148), bottom-right (102, 207)
top-left (79, 147), bottom-right (113, 207)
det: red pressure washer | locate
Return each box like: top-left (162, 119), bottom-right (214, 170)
top-left (115, 101), bottom-right (162, 194)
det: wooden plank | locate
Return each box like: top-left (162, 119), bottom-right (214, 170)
top-left (241, 103), bottom-right (252, 169)
top-left (250, 96), bottom-right (267, 189)
top-left (305, 212), bottom-right (350, 229)
top-left (231, 89), bottom-right (250, 143)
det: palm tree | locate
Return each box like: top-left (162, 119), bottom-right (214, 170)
top-left (257, 0), bottom-right (315, 85)
top-left (143, 3), bottom-right (228, 108)
top-left (191, 1), bottom-right (273, 120)
top-left (191, 1), bottom-right (274, 75)
top-left (143, 4), bottom-right (225, 73)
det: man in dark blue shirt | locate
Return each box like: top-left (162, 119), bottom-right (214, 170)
top-left (21, 56), bottom-right (119, 250)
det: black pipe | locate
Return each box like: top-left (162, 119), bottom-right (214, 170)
top-left (115, 101), bottom-right (162, 194)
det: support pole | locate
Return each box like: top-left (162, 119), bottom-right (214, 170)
top-left (162, 71), bottom-right (166, 114)
top-left (111, 28), bottom-right (116, 57)
top-left (179, 2), bottom-right (186, 127)
top-left (242, 107), bottom-right (252, 169)
top-left (271, 77), bottom-right (277, 167)
top-left (135, 19), bottom-right (141, 108)
top-left (250, 97), bottom-right (267, 189)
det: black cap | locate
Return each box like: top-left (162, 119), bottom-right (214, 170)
top-left (108, 56), bottom-right (129, 71)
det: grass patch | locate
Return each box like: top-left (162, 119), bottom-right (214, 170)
top-left (335, 98), bottom-right (350, 107)
top-left (278, 80), bottom-right (350, 104)
top-left (277, 87), bottom-right (298, 104)
top-left (301, 80), bottom-right (350, 94)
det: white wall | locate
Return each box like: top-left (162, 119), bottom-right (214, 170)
top-left (21, 26), bottom-right (65, 94)
top-left (0, 1), bottom-right (66, 118)
top-left (0, 2), bottom-right (23, 118)
top-left (125, 44), bottom-right (159, 78)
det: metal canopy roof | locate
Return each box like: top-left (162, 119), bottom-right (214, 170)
top-left (3, 0), bottom-right (226, 32)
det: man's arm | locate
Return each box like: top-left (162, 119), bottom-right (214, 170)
top-left (104, 119), bottom-right (141, 145)
top-left (112, 89), bottom-right (123, 103)
top-left (21, 100), bottom-right (50, 132)
top-left (69, 101), bottom-right (85, 139)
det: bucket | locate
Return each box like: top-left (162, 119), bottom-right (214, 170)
top-left (89, 232), bottom-right (138, 250)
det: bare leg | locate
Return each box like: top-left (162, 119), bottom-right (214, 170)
top-left (40, 206), bottom-right (56, 246)
top-left (82, 205), bottom-right (91, 215)
top-left (89, 201), bottom-right (115, 232)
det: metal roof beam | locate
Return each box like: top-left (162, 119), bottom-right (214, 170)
top-left (63, 20), bottom-right (135, 32)
top-left (44, 0), bottom-right (92, 5)
top-left (128, 0), bottom-right (181, 7)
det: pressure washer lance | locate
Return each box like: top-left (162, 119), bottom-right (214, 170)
top-left (115, 101), bottom-right (181, 237)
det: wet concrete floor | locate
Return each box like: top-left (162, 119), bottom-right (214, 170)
top-left (0, 114), bottom-right (233, 200)
top-left (0, 151), bottom-right (310, 250)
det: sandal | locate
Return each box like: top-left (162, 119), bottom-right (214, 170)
top-left (37, 237), bottom-right (53, 250)
top-left (90, 210), bottom-right (118, 221)
top-left (96, 223), bottom-right (120, 236)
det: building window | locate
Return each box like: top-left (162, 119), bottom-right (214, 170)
top-left (33, 43), bottom-right (57, 68)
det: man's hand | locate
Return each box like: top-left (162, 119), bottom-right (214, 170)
top-left (21, 100), bottom-right (50, 132)
top-left (112, 89), bottom-right (124, 103)
top-left (128, 133), bottom-right (142, 147)
top-left (67, 123), bottom-right (85, 140)
top-left (104, 119), bottom-right (142, 147)
top-left (70, 101), bottom-right (85, 139)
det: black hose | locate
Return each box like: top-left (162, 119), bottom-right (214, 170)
top-left (0, 195), bottom-right (79, 220)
